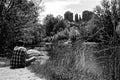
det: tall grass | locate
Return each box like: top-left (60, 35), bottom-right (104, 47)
top-left (29, 41), bottom-right (108, 80)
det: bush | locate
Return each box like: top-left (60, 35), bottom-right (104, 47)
top-left (29, 40), bottom-right (108, 80)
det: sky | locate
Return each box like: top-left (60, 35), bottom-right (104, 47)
top-left (40, 0), bottom-right (102, 20)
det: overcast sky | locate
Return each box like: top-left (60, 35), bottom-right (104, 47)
top-left (40, 0), bottom-right (102, 19)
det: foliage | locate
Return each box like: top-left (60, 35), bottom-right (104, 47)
top-left (29, 1), bottom-right (120, 80)
top-left (83, 15), bottom-right (106, 42)
top-left (0, 0), bottom-right (43, 55)
top-left (43, 15), bottom-right (70, 38)
top-left (116, 22), bottom-right (120, 37)
top-left (21, 24), bottom-right (44, 44)
top-left (43, 22), bottom-right (80, 42)
top-left (43, 14), bottom-right (60, 36)
top-left (93, 0), bottom-right (120, 44)
top-left (29, 41), bottom-right (106, 80)
top-left (53, 19), bottom-right (67, 34)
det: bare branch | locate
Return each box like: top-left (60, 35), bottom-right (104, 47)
top-left (93, 46), bottom-right (119, 54)
top-left (87, 27), bottom-right (105, 41)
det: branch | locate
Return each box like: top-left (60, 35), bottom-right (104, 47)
top-left (6, 0), bottom-right (14, 12)
top-left (87, 27), bottom-right (105, 41)
top-left (101, 28), bottom-right (111, 39)
top-left (93, 46), bottom-right (119, 54)
top-left (97, 38), bottom-right (110, 43)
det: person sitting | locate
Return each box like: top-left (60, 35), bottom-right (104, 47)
top-left (10, 40), bottom-right (36, 69)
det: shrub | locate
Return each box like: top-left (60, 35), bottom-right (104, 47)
top-left (29, 40), bottom-right (108, 80)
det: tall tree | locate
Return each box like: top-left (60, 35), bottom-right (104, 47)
top-left (53, 19), bottom-right (67, 34)
top-left (43, 14), bottom-right (59, 36)
top-left (93, 0), bottom-right (120, 80)
top-left (94, 0), bottom-right (120, 43)
top-left (0, 0), bottom-right (43, 55)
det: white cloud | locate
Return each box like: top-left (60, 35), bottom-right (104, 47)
top-left (40, 0), bottom-right (101, 21)
top-left (41, 0), bottom-right (81, 17)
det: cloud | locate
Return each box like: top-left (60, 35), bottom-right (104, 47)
top-left (41, 0), bottom-right (81, 16)
top-left (40, 0), bottom-right (101, 21)
top-left (67, 0), bottom-right (101, 15)
top-left (44, 0), bottom-right (80, 4)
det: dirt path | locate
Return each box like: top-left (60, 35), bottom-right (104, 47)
top-left (0, 66), bottom-right (45, 80)
top-left (0, 56), bottom-right (48, 80)
top-left (0, 50), bottom-right (48, 80)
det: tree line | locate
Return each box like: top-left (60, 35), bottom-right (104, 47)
top-left (1, 0), bottom-right (120, 56)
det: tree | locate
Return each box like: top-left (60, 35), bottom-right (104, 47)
top-left (43, 14), bottom-right (59, 36)
top-left (43, 14), bottom-right (67, 37)
top-left (93, 0), bottom-right (120, 44)
top-left (0, 0), bottom-right (43, 55)
top-left (93, 1), bottom-right (120, 80)
top-left (21, 24), bottom-right (44, 44)
top-left (44, 26), bottom-right (80, 42)
top-left (56, 15), bottom-right (63, 21)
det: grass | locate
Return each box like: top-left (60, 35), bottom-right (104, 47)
top-left (29, 41), bottom-right (115, 80)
